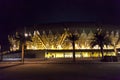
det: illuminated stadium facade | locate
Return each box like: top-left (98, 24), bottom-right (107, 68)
top-left (8, 23), bottom-right (120, 58)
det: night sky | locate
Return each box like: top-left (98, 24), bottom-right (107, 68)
top-left (0, 0), bottom-right (120, 50)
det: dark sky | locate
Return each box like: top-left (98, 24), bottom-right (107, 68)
top-left (0, 0), bottom-right (120, 50)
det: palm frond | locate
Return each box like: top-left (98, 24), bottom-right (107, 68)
top-left (14, 32), bottom-right (32, 44)
top-left (67, 34), bottom-right (79, 41)
top-left (90, 29), bottom-right (112, 48)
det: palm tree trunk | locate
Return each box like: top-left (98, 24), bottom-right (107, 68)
top-left (114, 46), bottom-right (117, 56)
top-left (100, 46), bottom-right (104, 59)
top-left (22, 44), bottom-right (24, 63)
top-left (72, 41), bottom-right (75, 62)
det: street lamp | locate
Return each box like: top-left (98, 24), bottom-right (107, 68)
top-left (24, 33), bottom-right (28, 37)
top-left (22, 33), bottom-right (28, 63)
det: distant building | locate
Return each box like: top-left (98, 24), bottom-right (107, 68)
top-left (8, 23), bottom-right (120, 58)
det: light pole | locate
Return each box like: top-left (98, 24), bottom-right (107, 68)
top-left (21, 32), bottom-right (32, 63)
top-left (15, 32), bottom-right (32, 63)
top-left (21, 33), bottom-right (28, 63)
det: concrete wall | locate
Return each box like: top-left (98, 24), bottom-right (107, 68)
top-left (25, 50), bottom-right (45, 58)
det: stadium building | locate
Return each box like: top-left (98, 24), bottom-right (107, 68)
top-left (8, 23), bottom-right (120, 59)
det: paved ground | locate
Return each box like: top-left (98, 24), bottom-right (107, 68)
top-left (0, 62), bottom-right (120, 80)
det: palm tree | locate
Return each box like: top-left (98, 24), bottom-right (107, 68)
top-left (90, 28), bottom-right (112, 59)
top-left (68, 34), bottom-right (79, 62)
top-left (113, 37), bottom-right (120, 56)
top-left (15, 32), bottom-right (32, 63)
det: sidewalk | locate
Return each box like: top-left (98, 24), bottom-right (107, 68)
top-left (1, 60), bottom-right (120, 64)
top-left (0, 62), bottom-right (22, 69)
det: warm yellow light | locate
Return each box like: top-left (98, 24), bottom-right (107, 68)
top-left (93, 45), bottom-right (99, 49)
top-left (51, 45), bottom-right (55, 49)
top-left (11, 44), bottom-right (19, 51)
top-left (83, 53), bottom-right (89, 57)
top-left (24, 33), bottom-right (28, 37)
top-left (32, 46), bottom-right (38, 50)
top-left (81, 45), bottom-right (85, 49)
top-left (75, 54), bottom-right (81, 57)
top-left (57, 45), bottom-right (62, 49)
top-left (9, 29), bottom-right (118, 58)
top-left (56, 53), bottom-right (64, 58)
top-left (75, 44), bottom-right (79, 49)
top-left (27, 46), bottom-right (31, 49)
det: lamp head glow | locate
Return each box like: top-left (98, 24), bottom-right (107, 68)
top-left (24, 33), bottom-right (28, 37)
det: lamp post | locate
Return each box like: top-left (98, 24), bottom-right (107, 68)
top-left (15, 32), bottom-right (32, 64)
top-left (22, 32), bottom-right (32, 63)
top-left (21, 33), bottom-right (28, 63)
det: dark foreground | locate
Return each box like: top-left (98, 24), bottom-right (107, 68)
top-left (0, 63), bottom-right (120, 80)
